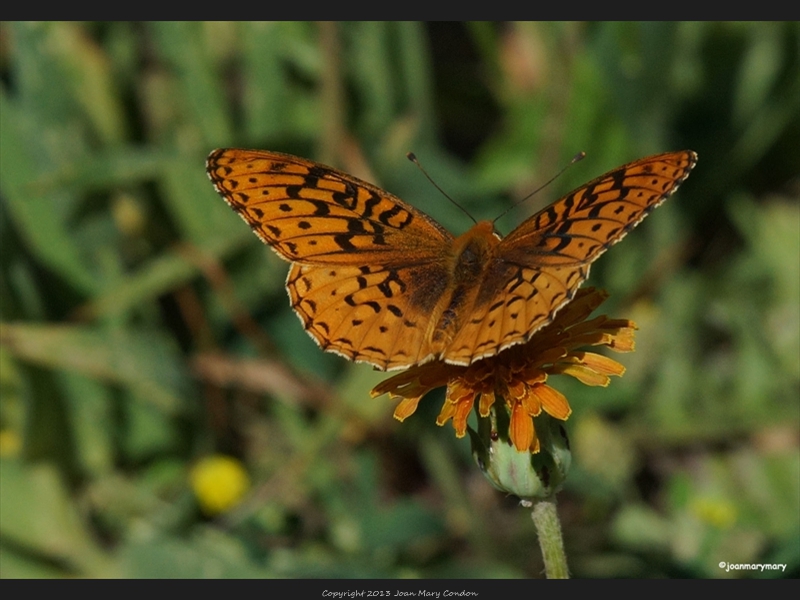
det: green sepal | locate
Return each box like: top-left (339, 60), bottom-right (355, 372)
top-left (468, 405), bottom-right (571, 500)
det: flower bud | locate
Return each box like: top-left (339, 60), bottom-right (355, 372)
top-left (469, 407), bottom-right (571, 500)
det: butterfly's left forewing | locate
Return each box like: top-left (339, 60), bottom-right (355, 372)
top-left (500, 150), bottom-right (697, 265)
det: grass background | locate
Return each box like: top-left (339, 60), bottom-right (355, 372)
top-left (0, 21), bottom-right (798, 578)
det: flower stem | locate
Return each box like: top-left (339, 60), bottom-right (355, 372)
top-left (531, 498), bottom-right (569, 578)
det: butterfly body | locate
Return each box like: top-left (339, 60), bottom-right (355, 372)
top-left (208, 149), bottom-right (696, 371)
top-left (425, 220), bottom-right (499, 353)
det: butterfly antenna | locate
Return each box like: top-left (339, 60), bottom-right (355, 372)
top-left (407, 153), bottom-right (477, 225)
top-left (492, 151), bottom-right (586, 224)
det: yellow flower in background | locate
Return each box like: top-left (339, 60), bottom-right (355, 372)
top-left (691, 497), bottom-right (737, 529)
top-left (0, 429), bottom-right (21, 457)
top-left (372, 288), bottom-right (635, 454)
top-left (190, 455), bottom-right (250, 516)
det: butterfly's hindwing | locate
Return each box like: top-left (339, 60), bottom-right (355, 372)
top-left (287, 261), bottom-right (450, 370)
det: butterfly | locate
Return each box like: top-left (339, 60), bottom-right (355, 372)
top-left (207, 148), bottom-right (696, 371)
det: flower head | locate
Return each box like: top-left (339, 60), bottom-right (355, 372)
top-left (371, 288), bottom-right (635, 454)
top-left (190, 454), bottom-right (251, 516)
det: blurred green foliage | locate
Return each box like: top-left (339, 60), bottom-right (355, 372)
top-left (0, 21), bottom-right (798, 578)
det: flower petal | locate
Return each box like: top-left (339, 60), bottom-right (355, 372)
top-left (452, 397), bottom-right (473, 438)
top-left (393, 396), bottom-right (423, 421)
top-left (532, 384), bottom-right (572, 420)
top-left (510, 401), bottom-right (535, 452)
top-left (608, 327), bottom-right (636, 352)
top-left (507, 379), bottom-right (527, 401)
top-left (575, 352), bottom-right (626, 376)
top-left (478, 390), bottom-right (495, 417)
top-left (520, 385), bottom-right (543, 417)
top-left (436, 400), bottom-right (456, 427)
top-left (556, 364), bottom-right (611, 386)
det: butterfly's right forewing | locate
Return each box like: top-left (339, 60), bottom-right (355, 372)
top-left (208, 149), bottom-right (458, 370)
top-left (207, 149), bottom-right (453, 266)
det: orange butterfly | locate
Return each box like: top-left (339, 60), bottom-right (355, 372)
top-left (207, 149), bottom-right (696, 371)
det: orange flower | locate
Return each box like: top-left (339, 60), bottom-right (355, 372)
top-left (371, 288), bottom-right (635, 454)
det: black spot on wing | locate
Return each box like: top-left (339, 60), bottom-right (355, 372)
top-left (362, 345), bottom-right (387, 356)
top-left (309, 200), bottom-right (330, 216)
top-left (334, 234), bottom-right (357, 251)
